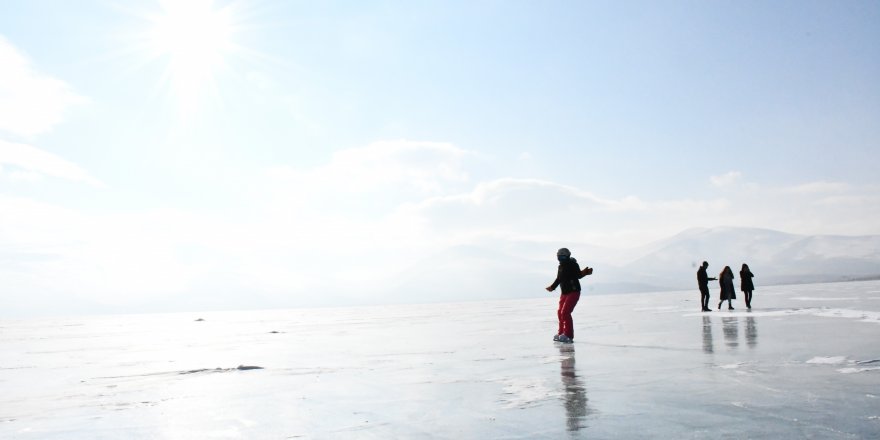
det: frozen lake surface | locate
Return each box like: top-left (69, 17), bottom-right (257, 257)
top-left (2, 281), bottom-right (879, 439)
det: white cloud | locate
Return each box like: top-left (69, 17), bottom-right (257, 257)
top-left (0, 139), bottom-right (103, 187)
top-left (406, 178), bottom-right (642, 240)
top-left (760, 182), bottom-right (880, 236)
top-left (425, 178), bottom-right (642, 211)
top-left (782, 181), bottom-right (851, 195)
top-left (0, 36), bottom-right (86, 137)
top-left (710, 171), bottom-right (742, 187)
top-left (268, 139), bottom-right (470, 194)
top-left (264, 140), bottom-right (472, 218)
top-left (7, 169), bottom-right (44, 183)
top-left (702, 176), bottom-right (880, 236)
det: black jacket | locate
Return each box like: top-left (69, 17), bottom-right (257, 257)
top-left (550, 258), bottom-right (583, 294)
top-left (740, 269), bottom-right (755, 291)
top-left (697, 267), bottom-right (715, 289)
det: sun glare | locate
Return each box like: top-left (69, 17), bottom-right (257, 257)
top-left (149, 0), bottom-right (235, 115)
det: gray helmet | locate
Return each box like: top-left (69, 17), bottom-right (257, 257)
top-left (556, 248), bottom-right (571, 257)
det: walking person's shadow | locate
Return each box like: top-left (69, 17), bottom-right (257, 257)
top-left (745, 316), bottom-right (758, 348)
top-left (722, 316), bottom-right (740, 348)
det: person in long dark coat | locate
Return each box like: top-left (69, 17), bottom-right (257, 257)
top-left (740, 263), bottom-right (755, 309)
top-left (717, 266), bottom-right (736, 310)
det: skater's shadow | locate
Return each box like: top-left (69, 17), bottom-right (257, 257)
top-left (558, 344), bottom-right (592, 431)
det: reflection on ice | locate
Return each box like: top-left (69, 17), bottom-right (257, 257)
top-left (746, 316), bottom-right (758, 348)
top-left (701, 315), bottom-right (758, 354)
top-left (722, 316), bottom-right (739, 348)
top-left (558, 344), bottom-right (591, 431)
top-left (702, 316), bottom-right (714, 354)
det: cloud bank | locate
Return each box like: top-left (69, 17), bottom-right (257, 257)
top-left (0, 37), bottom-right (98, 188)
top-left (0, 36), bottom-right (86, 138)
top-left (5, 138), bottom-right (879, 315)
top-left (0, 140), bottom-right (103, 186)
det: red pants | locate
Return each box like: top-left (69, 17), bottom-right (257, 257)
top-left (557, 292), bottom-right (580, 339)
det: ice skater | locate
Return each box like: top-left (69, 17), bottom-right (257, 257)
top-left (546, 248), bottom-right (592, 343)
top-left (740, 263), bottom-right (755, 309)
top-left (718, 266), bottom-right (736, 310)
top-left (697, 261), bottom-right (717, 312)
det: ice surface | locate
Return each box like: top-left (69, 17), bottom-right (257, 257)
top-left (2, 281), bottom-right (880, 439)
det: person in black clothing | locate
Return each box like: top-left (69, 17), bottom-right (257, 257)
top-left (546, 248), bottom-right (593, 343)
top-left (740, 263), bottom-right (755, 309)
top-left (697, 261), bottom-right (717, 312)
top-left (718, 266), bottom-right (736, 310)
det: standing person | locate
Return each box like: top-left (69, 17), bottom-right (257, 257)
top-left (546, 248), bottom-right (593, 343)
top-left (740, 264), bottom-right (755, 309)
top-left (697, 261), bottom-right (717, 312)
top-left (718, 266), bottom-right (736, 310)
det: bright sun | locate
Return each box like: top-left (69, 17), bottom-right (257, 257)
top-left (149, 0), bottom-right (235, 114)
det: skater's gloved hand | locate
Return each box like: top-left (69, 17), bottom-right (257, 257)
top-left (545, 286), bottom-right (554, 292)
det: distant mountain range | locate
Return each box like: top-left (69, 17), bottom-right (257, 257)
top-left (391, 227), bottom-right (880, 301)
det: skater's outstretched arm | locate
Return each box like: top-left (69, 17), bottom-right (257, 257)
top-left (579, 267), bottom-right (593, 278)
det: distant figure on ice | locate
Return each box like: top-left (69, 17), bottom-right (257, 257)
top-left (546, 248), bottom-right (593, 344)
top-left (718, 266), bottom-right (736, 310)
top-left (740, 263), bottom-right (755, 309)
top-left (697, 261), bottom-right (717, 312)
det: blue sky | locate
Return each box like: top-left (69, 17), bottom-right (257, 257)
top-left (1, 1), bottom-right (878, 315)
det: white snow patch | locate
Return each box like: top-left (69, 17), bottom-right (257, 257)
top-left (791, 297), bottom-right (858, 301)
top-left (806, 356), bottom-right (848, 365)
top-left (837, 367), bottom-right (880, 374)
top-left (813, 309), bottom-right (880, 324)
top-left (720, 363), bottom-right (745, 369)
